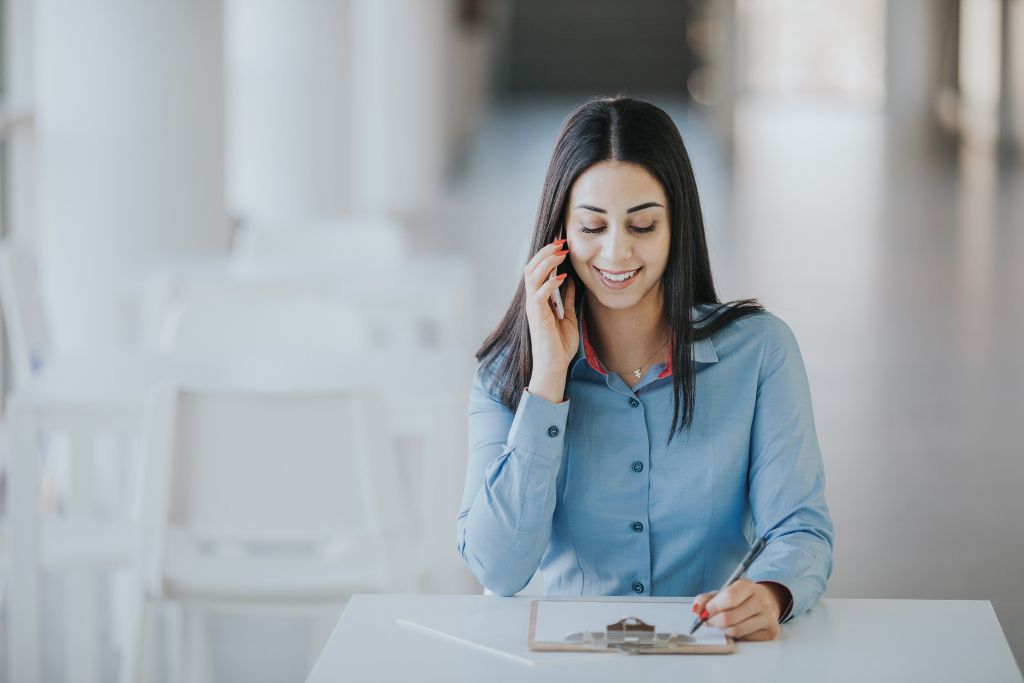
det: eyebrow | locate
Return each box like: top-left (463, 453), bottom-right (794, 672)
top-left (573, 202), bottom-right (664, 214)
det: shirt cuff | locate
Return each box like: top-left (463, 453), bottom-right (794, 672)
top-left (756, 580), bottom-right (794, 623)
top-left (507, 389), bottom-right (570, 462)
top-left (748, 567), bottom-right (808, 623)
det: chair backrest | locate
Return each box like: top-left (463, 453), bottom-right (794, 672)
top-left (323, 255), bottom-right (474, 352)
top-left (158, 287), bottom-right (369, 357)
top-left (139, 384), bottom-right (407, 592)
top-left (0, 240), bottom-right (52, 385)
top-left (230, 216), bottom-right (409, 277)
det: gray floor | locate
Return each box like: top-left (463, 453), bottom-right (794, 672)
top-left (436, 95), bottom-right (1024, 670)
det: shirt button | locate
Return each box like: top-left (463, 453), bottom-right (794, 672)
top-left (631, 461), bottom-right (643, 473)
top-left (632, 581), bottom-right (645, 594)
top-left (547, 426), bottom-right (559, 437)
top-left (631, 521), bottom-right (644, 533)
top-left (628, 397), bottom-right (640, 407)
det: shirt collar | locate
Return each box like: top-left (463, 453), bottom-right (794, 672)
top-left (571, 299), bottom-right (718, 379)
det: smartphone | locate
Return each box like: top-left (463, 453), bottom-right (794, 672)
top-left (548, 224), bottom-right (566, 319)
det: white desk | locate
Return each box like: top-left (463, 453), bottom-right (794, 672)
top-left (306, 595), bottom-right (1023, 683)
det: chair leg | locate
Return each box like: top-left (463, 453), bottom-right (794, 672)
top-left (65, 567), bottom-right (99, 683)
top-left (112, 569), bottom-right (141, 681)
top-left (186, 603), bottom-right (213, 683)
top-left (158, 601), bottom-right (180, 683)
top-left (120, 595), bottom-right (153, 683)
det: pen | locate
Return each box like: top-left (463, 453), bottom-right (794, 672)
top-left (688, 536), bottom-right (768, 636)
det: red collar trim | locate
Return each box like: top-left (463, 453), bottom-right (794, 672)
top-left (581, 315), bottom-right (607, 376)
top-left (580, 316), bottom-right (673, 379)
top-left (657, 354), bottom-right (673, 379)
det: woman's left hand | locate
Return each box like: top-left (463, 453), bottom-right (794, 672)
top-left (692, 579), bottom-right (789, 641)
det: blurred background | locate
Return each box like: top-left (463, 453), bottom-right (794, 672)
top-left (0, 0), bottom-right (1021, 681)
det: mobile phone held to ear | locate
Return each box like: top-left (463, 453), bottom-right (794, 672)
top-left (549, 225), bottom-right (566, 319)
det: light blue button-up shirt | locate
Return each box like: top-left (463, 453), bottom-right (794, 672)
top-left (457, 302), bottom-right (834, 623)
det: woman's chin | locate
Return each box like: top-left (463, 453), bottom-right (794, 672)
top-left (584, 281), bottom-right (648, 310)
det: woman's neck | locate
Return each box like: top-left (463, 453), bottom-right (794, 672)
top-left (585, 287), bottom-right (671, 379)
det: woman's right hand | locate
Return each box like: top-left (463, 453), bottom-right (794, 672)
top-left (523, 239), bottom-right (579, 403)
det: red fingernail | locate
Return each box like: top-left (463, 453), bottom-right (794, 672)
top-left (699, 610), bottom-right (709, 620)
top-left (556, 273), bottom-right (568, 280)
top-left (691, 604), bottom-right (699, 613)
top-left (554, 250), bottom-right (569, 256)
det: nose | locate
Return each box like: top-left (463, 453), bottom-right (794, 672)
top-left (600, 224), bottom-right (632, 263)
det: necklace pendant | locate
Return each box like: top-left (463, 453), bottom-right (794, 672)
top-left (633, 368), bottom-right (643, 379)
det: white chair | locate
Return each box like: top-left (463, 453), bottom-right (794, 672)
top-left (0, 240), bottom-right (145, 682)
top-left (0, 424), bottom-right (6, 613)
top-left (6, 394), bottom-right (144, 683)
top-left (323, 254), bottom-right (475, 353)
top-left (158, 288), bottom-right (370, 358)
top-left (230, 216), bottom-right (410, 277)
top-left (0, 239), bottom-right (53, 386)
top-left (123, 383), bottom-right (416, 682)
top-left (149, 258), bottom-right (473, 355)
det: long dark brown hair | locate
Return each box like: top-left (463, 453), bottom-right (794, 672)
top-left (476, 95), bottom-right (763, 439)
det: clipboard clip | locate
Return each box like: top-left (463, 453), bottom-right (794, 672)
top-left (564, 617), bottom-right (696, 654)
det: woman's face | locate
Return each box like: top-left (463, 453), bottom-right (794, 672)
top-left (564, 160), bottom-right (671, 312)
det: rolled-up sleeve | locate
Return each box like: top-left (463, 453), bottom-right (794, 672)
top-left (743, 315), bottom-right (835, 623)
top-left (456, 367), bottom-right (569, 595)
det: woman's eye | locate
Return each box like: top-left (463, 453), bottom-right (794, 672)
top-left (577, 222), bottom-right (657, 234)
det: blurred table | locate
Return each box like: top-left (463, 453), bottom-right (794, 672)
top-left (306, 595), bottom-right (1023, 683)
top-left (6, 349), bottom-right (473, 683)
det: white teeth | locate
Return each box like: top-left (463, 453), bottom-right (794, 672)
top-left (599, 269), bottom-right (638, 282)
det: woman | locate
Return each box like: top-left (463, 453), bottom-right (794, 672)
top-left (457, 96), bottom-right (834, 641)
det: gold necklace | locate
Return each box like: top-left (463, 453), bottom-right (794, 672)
top-left (625, 336), bottom-right (672, 380)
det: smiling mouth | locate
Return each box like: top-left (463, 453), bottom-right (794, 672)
top-left (595, 266), bottom-right (641, 283)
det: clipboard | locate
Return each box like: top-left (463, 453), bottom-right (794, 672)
top-left (528, 600), bottom-right (735, 655)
